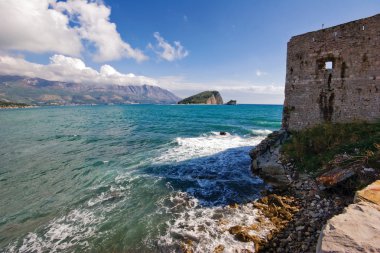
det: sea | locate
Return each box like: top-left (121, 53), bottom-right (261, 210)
top-left (0, 104), bottom-right (282, 253)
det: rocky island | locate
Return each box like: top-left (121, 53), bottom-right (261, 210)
top-left (225, 100), bottom-right (237, 105)
top-left (177, 90), bottom-right (224, 104)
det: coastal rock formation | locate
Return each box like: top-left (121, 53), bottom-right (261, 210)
top-left (177, 91), bottom-right (223, 104)
top-left (0, 75), bottom-right (180, 105)
top-left (283, 14), bottom-right (380, 131)
top-left (316, 180), bottom-right (380, 253)
top-left (250, 130), bottom-right (291, 188)
top-left (225, 100), bottom-right (237, 105)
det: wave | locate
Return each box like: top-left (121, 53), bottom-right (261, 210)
top-left (156, 191), bottom-right (273, 252)
top-left (155, 132), bottom-right (265, 163)
top-left (150, 131), bottom-right (272, 251)
top-left (4, 175), bottom-right (135, 253)
top-left (5, 209), bottom-right (102, 253)
top-left (251, 129), bottom-right (273, 136)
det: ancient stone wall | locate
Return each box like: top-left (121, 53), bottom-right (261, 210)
top-left (283, 14), bottom-right (380, 131)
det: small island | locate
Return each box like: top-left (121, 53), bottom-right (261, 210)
top-left (225, 100), bottom-right (237, 105)
top-left (177, 90), bottom-right (224, 104)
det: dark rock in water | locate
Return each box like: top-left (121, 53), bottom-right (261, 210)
top-left (225, 100), bottom-right (237, 105)
top-left (220, 131), bottom-right (227, 135)
top-left (177, 91), bottom-right (223, 104)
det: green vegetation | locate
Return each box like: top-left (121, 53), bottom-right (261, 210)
top-left (282, 122), bottom-right (380, 174)
top-left (0, 100), bottom-right (29, 108)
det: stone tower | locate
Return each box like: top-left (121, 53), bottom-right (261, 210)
top-left (283, 14), bottom-right (380, 131)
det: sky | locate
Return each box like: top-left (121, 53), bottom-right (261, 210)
top-left (0, 0), bottom-right (379, 104)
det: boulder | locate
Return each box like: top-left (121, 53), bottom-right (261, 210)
top-left (316, 180), bottom-right (380, 253)
top-left (354, 180), bottom-right (380, 205)
top-left (316, 167), bottom-right (356, 189)
top-left (250, 129), bottom-right (291, 188)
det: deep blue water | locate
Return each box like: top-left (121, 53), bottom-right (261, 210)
top-left (0, 104), bottom-right (282, 252)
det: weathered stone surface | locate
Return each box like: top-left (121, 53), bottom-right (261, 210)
top-left (316, 167), bottom-right (356, 189)
top-left (354, 180), bottom-right (380, 205)
top-left (316, 201), bottom-right (380, 253)
top-left (317, 180), bottom-right (380, 253)
top-left (250, 130), bottom-right (291, 188)
top-left (283, 14), bottom-right (380, 131)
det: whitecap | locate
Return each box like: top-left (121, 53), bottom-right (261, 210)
top-left (155, 132), bottom-right (265, 163)
top-left (156, 191), bottom-right (274, 253)
top-left (251, 129), bottom-right (273, 136)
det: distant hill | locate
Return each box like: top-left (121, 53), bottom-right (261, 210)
top-left (0, 76), bottom-right (180, 105)
top-left (178, 91), bottom-right (223, 104)
top-left (0, 100), bottom-right (32, 108)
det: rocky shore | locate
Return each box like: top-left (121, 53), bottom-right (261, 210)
top-left (256, 171), bottom-right (354, 252)
top-left (247, 129), bottom-right (379, 252)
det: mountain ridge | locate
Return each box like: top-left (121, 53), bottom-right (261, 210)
top-left (0, 75), bottom-right (180, 105)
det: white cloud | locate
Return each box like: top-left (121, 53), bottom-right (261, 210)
top-left (0, 54), bottom-right (156, 86)
top-left (0, 0), bottom-right (147, 62)
top-left (256, 70), bottom-right (268, 77)
top-left (54, 0), bottom-right (147, 62)
top-left (0, 0), bottom-right (82, 56)
top-left (151, 32), bottom-right (189, 61)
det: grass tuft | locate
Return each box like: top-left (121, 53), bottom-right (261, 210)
top-left (281, 121), bottom-right (380, 175)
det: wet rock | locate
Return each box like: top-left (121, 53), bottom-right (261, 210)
top-left (213, 244), bottom-right (225, 253)
top-left (250, 130), bottom-right (292, 189)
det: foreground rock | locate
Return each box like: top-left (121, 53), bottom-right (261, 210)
top-left (250, 130), bottom-right (291, 188)
top-left (177, 91), bottom-right (223, 104)
top-left (257, 174), bottom-right (354, 253)
top-left (316, 180), bottom-right (380, 253)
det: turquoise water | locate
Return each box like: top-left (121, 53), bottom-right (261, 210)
top-left (0, 104), bottom-right (282, 252)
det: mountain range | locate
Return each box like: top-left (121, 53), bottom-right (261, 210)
top-left (0, 75), bottom-right (180, 105)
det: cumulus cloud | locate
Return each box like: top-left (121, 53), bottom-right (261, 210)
top-left (0, 0), bottom-right (147, 62)
top-left (150, 32), bottom-right (189, 61)
top-left (0, 0), bottom-right (82, 56)
top-left (0, 54), bottom-right (156, 86)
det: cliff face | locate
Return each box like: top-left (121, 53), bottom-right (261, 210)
top-left (178, 91), bottom-right (223, 104)
top-left (0, 75), bottom-right (180, 105)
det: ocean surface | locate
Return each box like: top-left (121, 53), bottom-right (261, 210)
top-left (0, 104), bottom-right (282, 252)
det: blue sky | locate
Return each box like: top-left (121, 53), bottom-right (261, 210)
top-left (0, 0), bottom-right (379, 103)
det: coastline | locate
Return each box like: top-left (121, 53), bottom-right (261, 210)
top-left (0, 105), bottom-right (38, 109)
top-left (246, 131), bottom-right (355, 252)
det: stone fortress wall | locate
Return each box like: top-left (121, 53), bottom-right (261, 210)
top-left (282, 14), bottom-right (380, 131)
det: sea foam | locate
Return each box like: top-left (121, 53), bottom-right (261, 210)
top-left (155, 131), bottom-right (265, 163)
top-left (157, 191), bottom-right (273, 252)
